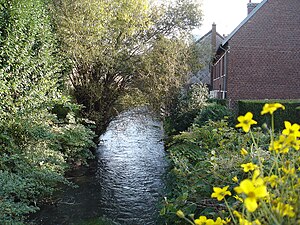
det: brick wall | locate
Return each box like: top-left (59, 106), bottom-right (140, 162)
top-left (212, 54), bottom-right (227, 98)
top-left (226, 0), bottom-right (300, 108)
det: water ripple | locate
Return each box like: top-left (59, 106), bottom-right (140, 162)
top-left (96, 109), bottom-right (167, 224)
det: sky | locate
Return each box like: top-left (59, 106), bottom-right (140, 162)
top-left (193, 0), bottom-right (262, 38)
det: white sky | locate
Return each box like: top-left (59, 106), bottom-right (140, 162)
top-left (193, 0), bottom-right (262, 38)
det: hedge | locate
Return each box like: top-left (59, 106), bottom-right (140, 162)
top-left (238, 99), bottom-right (300, 130)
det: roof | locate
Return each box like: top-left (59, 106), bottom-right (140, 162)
top-left (221, 0), bottom-right (268, 46)
top-left (196, 30), bottom-right (224, 43)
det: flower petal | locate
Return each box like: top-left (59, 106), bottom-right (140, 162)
top-left (245, 197), bottom-right (258, 212)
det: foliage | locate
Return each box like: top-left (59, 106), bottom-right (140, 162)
top-left (0, 0), bottom-right (94, 223)
top-left (238, 100), bottom-right (300, 130)
top-left (161, 118), bottom-right (269, 224)
top-left (135, 37), bottom-right (202, 116)
top-left (51, 0), bottom-right (202, 134)
top-left (164, 83), bottom-right (209, 135)
top-left (116, 88), bottom-right (149, 111)
top-left (193, 102), bottom-right (234, 127)
top-left (172, 104), bottom-right (300, 225)
top-left (50, 0), bottom-right (150, 133)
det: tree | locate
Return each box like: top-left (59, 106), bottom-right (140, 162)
top-left (51, 0), bottom-right (202, 134)
top-left (0, 0), bottom-right (94, 222)
top-left (134, 36), bottom-right (195, 115)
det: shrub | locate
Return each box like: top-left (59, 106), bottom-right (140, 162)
top-left (164, 83), bottom-right (209, 135)
top-left (193, 103), bottom-right (234, 127)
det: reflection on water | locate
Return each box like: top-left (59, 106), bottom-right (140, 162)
top-left (30, 108), bottom-right (167, 225)
top-left (97, 109), bottom-right (167, 224)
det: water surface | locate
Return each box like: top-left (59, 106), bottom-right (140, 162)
top-left (31, 109), bottom-right (167, 225)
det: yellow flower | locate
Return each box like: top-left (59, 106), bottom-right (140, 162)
top-left (236, 112), bottom-right (257, 132)
top-left (264, 175), bottom-right (278, 188)
top-left (233, 210), bottom-right (242, 218)
top-left (241, 162), bottom-right (258, 172)
top-left (239, 218), bottom-right (253, 225)
top-left (224, 218), bottom-right (231, 224)
top-left (273, 202), bottom-right (295, 218)
top-left (241, 148), bottom-right (248, 156)
top-left (232, 176), bottom-right (239, 183)
top-left (269, 135), bottom-right (289, 153)
top-left (233, 212), bottom-right (261, 225)
top-left (234, 179), bottom-right (268, 212)
top-left (251, 170), bottom-right (264, 187)
top-left (206, 219), bottom-right (216, 225)
top-left (283, 204), bottom-right (295, 217)
top-left (211, 186), bottom-right (232, 201)
top-left (261, 103), bottom-right (285, 115)
top-left (234, 195), bottom-right (244, 202)
top-left (176, 210), bottom-right (185, 218)
top-left (214, 217), bottom-right (226, 225)
top-left (194, 216), bottom-right (207, 225)
top-left (286, 135), bottom-right (300, 151)
top-left (253, 219), bottom-right (261, 225)
top-left (282, 121), bottom-right (300, 137)
top-left (281, 166), bottom-right (296, 175)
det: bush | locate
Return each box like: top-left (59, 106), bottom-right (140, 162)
top-left (164, 83), bottom-right (209, 135)
top-left (193, 103), bottom-right (234, 127)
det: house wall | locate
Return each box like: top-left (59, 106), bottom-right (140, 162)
top-left (225, 0), bottom-right (300, 107)
top-left (196, 33), bottom-right (224, 87)
top-left (212, 53), bottom-right (227, 98)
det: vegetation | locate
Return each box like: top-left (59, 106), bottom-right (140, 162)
top-left (164, 83), bottom-right (210, 135)
top-left (51, 0), bottom-right (203, 134)
top-left (161, 119), bottom-right (266, 224)
top-left (193, 102), bottom-right (234, 127)
top-left (133, 37), bottom-right (203, 117)
top-left (0, 0), bottom-right (94, 223)
top-left (2, 0), bottom-right (298, 224)
top-left (0, 0), bottom-right (204, 223)
top-left (0, 0), bottom-right (205, 222)
top-left (238, 100), bottom-right (300, 130)
top-left (162, 100), bottom-right (300, 224)
top-left (164, 84), bottom-right (233, 136)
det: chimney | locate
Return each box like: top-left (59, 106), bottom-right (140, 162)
top-left (247, 1), bottom-right (259, 15)
top-left (211, 22), bottom-right (216, 54)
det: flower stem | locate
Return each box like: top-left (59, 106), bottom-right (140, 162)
top-left (224, 199), bottom-right (236, 224)
top-left (261, 201), bottom-right (281, 225)
top-left (250, 130), bottom-right (257, 148)
top-left (183, 217), bottom-right (195, 225)
top-left (271, 114), bottom-right (274, 144)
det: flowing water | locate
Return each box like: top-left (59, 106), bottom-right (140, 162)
top-left (30, 108), bottom-right (168, 225)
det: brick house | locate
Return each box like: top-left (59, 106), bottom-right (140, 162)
top-left (211, 0), bottom-right (300, 108)
top-left (188, 23), bottom-right (224, 89)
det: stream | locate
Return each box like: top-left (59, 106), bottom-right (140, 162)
top-left (30, 108), bottom-right (168, 225)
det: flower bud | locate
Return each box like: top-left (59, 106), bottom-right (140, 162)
top-left (176, 210), bottom-right (185, 218)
